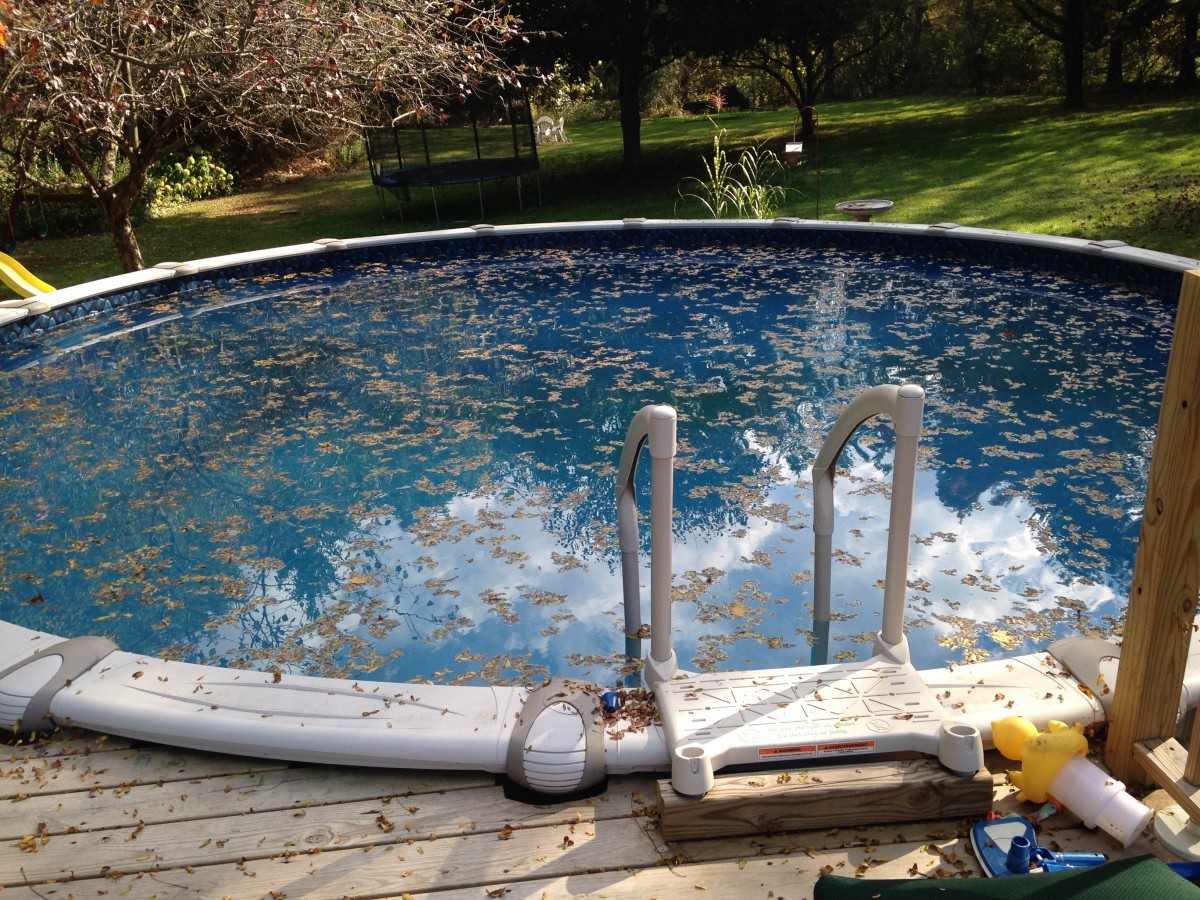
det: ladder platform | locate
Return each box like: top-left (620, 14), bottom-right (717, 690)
top-left (654, 656), bottom-right (985, 796)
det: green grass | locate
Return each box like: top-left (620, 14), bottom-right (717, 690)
top-left (11, 93), bottom-right (1200, 291)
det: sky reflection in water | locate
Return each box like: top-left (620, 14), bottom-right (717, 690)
top-left (0, 244), bottom-right (1171, 685)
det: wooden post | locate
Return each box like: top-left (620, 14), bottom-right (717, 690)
top-left (1106, 270), bottom-right (1200, 785)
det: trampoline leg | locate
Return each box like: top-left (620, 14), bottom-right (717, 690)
top-left (375, 185), bottom-right (404, 221)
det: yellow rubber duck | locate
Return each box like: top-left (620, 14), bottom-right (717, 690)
top-left (992, 715), bottom-right (1088, 804)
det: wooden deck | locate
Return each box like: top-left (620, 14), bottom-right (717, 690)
top-left (1, 728), bottom-right (1186, 899)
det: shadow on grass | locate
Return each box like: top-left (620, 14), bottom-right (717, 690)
top-left (12, 94), bottom-right (1200, 288)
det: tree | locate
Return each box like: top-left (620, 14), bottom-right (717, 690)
top-left (687, 0), bottom-right (910, 137)
top-left (1103, 0), bottom-right (1171, 87)
top-left (0, 1), bottom-right (520, 272)
top-left (512, 0), bottom-right (686, 170)
top-left (1175, 0), bottom-right (1200, 88)
top-left (1010, 0), bottom-right (1101, 106)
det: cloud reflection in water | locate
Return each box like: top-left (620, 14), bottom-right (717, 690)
top-left (0, 244), bottom-right (1170, 685)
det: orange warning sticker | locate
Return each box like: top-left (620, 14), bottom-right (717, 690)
top-left (758, 740), bottom-right (875, 761)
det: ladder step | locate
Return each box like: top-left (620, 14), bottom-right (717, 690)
top-left (656, 659), bottom-right (949, 775)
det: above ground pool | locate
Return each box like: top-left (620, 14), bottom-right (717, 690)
top-left (0, 221), bottom-right (1194, 690)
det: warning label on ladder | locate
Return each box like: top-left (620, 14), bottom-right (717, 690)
top-left (758, 739), bottom-right (876, 761)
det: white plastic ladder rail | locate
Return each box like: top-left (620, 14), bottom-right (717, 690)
top-left (812, 383), bottom-right (924, 665)
top-left (621, 384), bottom-right (984, 796)
top-left (615, 404), bottom-right (679, 686)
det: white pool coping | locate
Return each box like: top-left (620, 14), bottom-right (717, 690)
top-left (3, 219), bottom-right (1197, 331)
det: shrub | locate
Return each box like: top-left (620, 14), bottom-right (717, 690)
top-left (533, 62), bottom-right (621, 122)
top-left (329, 136), bottom-right (367, 170)
top-left (150, 148), bottom-right (235, 210)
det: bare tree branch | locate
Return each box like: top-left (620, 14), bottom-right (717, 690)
top-left (0, 0), bottom-right (522, 270)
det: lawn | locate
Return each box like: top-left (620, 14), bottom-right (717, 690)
top-left (11, 93), bottom-right (1200, 291)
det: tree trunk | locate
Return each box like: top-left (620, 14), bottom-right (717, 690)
top-left (53, 128), bottom-right (148, 272)
top-left (906, 3), bottom-right (928, 91)
top-left (108, 209), bottom-right (144, 273)
top-left (799, 105), bottom-right (817, 140)
top-left (616, 0), bottom-right (648, 171)
top-left (1106, 36), bottom-right (1124, 87)
top-left (618, 59), bottom-right (643, 171)
top-left (102, 176), bottom-right (148, 272)
top-left (1064, 0), bottom-right (1086, 107)
top-left (1180, 3), bottom-right (1200, 89)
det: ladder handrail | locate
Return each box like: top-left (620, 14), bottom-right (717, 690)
top-left (812, 384), bottom-right (925, 664)
top-left (615, 404), bottom-right (678, 685)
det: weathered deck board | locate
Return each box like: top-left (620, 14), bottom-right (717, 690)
top-left (4, 732), bottom-right (134, 758)
top-left (414, 833), bottom-right (1178, 900)
top-left (9, 812), bottom-right (662, 898)
top-left (0, 729), bottom-right (1185, 900)
top-left (1, 776), bottom-right (659, 885)
top-left (2, 764), bottom-right (494, 840)
top-left (1, 743), bottom-right (289, 799)
top-left (417, 841), bottom-right (982, 899)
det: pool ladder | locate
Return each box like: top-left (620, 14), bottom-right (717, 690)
top-left (616, 384), bottom-right (984, 796)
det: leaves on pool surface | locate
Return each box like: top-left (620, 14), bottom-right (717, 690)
top-left (727, 600), bottom-right (753, 619)
top-left (0, 245), bottom-right (1171, 681)
top-left (480, 589), bottom-right (519, 625)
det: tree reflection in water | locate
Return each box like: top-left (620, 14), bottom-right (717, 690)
top-left (0, 244), bottom-right (1172, 684)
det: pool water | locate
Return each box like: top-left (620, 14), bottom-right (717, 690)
top-left (0, 243), bottom-right (1172, 685)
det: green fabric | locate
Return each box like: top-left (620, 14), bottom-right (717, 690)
top-left (813, 855), bottom-right (1200, 899)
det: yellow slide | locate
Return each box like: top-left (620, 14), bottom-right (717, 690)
top-left (0, 251), bottom-right (55, 298)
